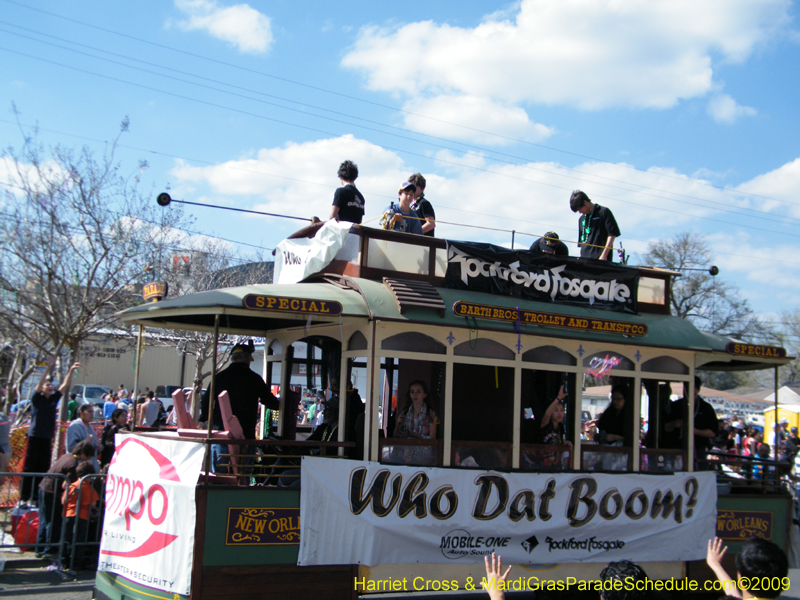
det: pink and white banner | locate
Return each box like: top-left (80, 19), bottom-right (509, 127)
top-left (99, 434), bottom-right (205, 595)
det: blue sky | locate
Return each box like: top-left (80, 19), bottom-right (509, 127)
top-left (2, 0), bottom-right (800, 330)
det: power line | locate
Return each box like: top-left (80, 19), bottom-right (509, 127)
top-left (1, 0), bottom-right (794, 207)
top-left (3, 21), bottom-right (797, 227)
top-left (3, 46), bottom-right (799, 242)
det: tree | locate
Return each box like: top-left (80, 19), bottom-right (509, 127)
top-left (0, 116), bottom-right (187, 417)
top-left (640, 232), bottom-right (767, 389)
top-left (144, 238), bottom-right (273, 419)
top-left (770, 310), bottom-right (800, 386)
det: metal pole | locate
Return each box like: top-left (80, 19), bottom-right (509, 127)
top-left (774, 365), bottom-right (779, 461)
top-left (204, 314), bottom-right (220, 476)
top-left (132, 325), bottom-right (144, 429)
top-left (511, 230), bottom-right (515, 249)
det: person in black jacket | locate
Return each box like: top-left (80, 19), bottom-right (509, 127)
top-left (529, 231), bottom-right (569, 257)
top-left (596, 385), bottom-right (628, 446)
top-left (664, 376), bottom-right (719, 469)
top-left (200, 340), bottom-right (279, 473)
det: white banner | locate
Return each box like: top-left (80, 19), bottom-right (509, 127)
top-left (298, 457), bottom-right (716, 567)
top-left (274, 220), bottom-right (351, 284)
top-left (99, 435), bottom-right (205, 595)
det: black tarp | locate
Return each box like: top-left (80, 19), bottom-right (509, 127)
top-left (445, 241), bottom-right (640, 314)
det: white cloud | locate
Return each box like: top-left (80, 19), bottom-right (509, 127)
top-left (169, 135), bottom-right (759, 244)
top-left (171, 135), bottom-right (408, 221)
top-left (173, 0), bottom-right (273, 54)
top-left (707, 94), bottom-right (757, 123)
top-left (403, 95), bottom-right (553, 145)
top-left (342, 0), bottom-right (790, 123)
top-left (171, 135), bottom-right (800, 308)
top-left (0, 156), bottom-right (69, 199)
top-left (735, 158), bottom-right (800, 217)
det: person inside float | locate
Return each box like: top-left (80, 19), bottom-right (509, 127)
top-left (536, 385), bottom-right (572, 470)
top-left (596, 385), bottom-right (628, 447)
top-left (584, 381), bottom-right (633, 472)
top-left (392, 380), bottom-right (438, 466)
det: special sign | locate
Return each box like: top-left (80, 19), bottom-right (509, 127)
top-left (242, 294), bottom-right (342, 316)
top-left (453, 301), bottom-right (648, 337)
top-left (726, 342), bottom-right (786, 359)
top-left (298, 458), bottom-right (716, 566)
top-left (226, 508), bottom-right (300, 545)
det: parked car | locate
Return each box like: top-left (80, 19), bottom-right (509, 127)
top-left (71, 384), bottom-right (110, 407)
top-left (155, 385), bottom-right (184, 411)
top-left (69, 384), bottom-right (109, 419)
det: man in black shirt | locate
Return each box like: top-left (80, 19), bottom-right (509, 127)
top-left (330, 160), bottom-right (365, 224)
top-left (409, 173), bottom-right (436, 237)
top-left (200, 340), bottom-right (279, 473)
top-left (21, 356), bottom-right (80, 506)
top-left (569, 190), bottom-right (621, 261)
top-left (529, 231), bottom-right (569, 257)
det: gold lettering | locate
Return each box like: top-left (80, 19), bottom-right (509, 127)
top-left (290, 299), bottom-right (300, 311)
top-left (256, 296), bottom-right (264, 308)
top-left (253, 519), bottom-right (266, 534)
top-left (267, 297), bottom-right (277, 308)
top-left (279, 298), bottom-right (289, 309)
top-left (319, 301), bottom-right (331, 313)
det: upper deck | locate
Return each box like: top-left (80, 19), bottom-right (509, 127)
top-left (119, 222), bottom-right (788, 371)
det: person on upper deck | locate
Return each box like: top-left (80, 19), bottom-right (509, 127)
top-left (329, 160), bottom-right (365, 224)
top-left (529, 231), bottom-right (569, 257)
top-left (382, 182), bottom-right (424, 235)
top-left (408, 173), bottom-right (436, 237)
top-left (570, 190), bottom-right (620, 261)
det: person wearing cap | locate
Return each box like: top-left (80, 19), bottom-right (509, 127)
top-left (329, 160), bottom-right (365, 224)
top-left (529, 231), bottom-right (569, 257)
top-left (663, 375), bottom-right (718, 469)
top-left (408, 173), bottom-right (436, 237)
top-left (200, 340), bottom-right (279, 473)
top-left (381, 182), bottom-right (424, 235)
top-left (569, 190), bottom-right (620, 261)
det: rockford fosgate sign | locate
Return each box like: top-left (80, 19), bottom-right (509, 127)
top-left (445, 242), bottom-right (639, 314)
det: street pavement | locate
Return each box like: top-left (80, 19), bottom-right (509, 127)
top-left (2, 554), bottom-right (800, 599)
top-left (0, 555), bottom-right (93, 600)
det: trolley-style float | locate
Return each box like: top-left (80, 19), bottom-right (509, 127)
top-left (93, 222), bottom-right (792, 600)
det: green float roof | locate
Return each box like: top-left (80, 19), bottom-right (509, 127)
top-left (117, 277), bottom-right (789, 369)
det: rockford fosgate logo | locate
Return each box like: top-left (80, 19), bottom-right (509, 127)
top-left (448, 246), bottom-right (631, 305)
top-left (439, 529), bottom-right (510, 559)
top-left (545, 536), bottom-right (625, 553)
